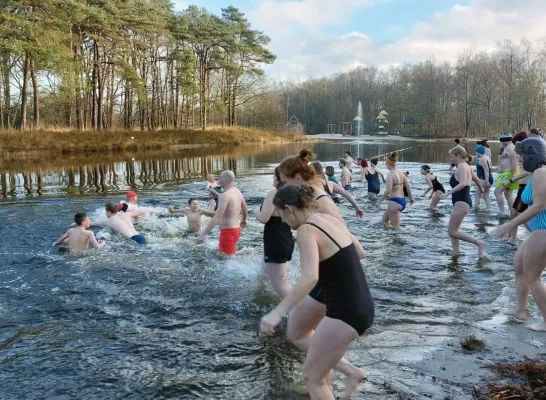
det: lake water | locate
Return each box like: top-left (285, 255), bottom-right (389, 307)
top-left (0, 138), bottom-right (526, 399)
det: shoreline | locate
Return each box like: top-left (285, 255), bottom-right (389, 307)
top-left (0, 127), bottom-right (305, 156)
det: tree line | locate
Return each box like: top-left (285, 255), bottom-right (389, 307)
top-left (0, 0), bottom-right (275, 131)
top-left (278, 39), bottom-right (546, 137)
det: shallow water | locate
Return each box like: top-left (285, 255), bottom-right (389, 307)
top-left (0, 138), bottom-right (529, 399)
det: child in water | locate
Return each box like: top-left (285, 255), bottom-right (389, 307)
top-left (55, 212), bottom-right (106, 254)
top-left (205, 175), bottom-right (219, 191)
top-left (169, 198), bottom-right (216, 233)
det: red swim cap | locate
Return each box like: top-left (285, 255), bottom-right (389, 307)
top-left (126, 190), bottom-right (137, 199)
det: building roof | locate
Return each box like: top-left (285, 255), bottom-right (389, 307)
top-left (376, 114), bottom-right (386, 120)
top-left (379, 110), bottom-right (388, 116)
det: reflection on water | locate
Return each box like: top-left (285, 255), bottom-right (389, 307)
top-left (0, 139), bottom-right (501, 197)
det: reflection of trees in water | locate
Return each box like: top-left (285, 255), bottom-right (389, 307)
top-left (0, 152), bottom-right (268, 197)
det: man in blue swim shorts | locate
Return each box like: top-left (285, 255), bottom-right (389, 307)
top-left (89, 202), bottom-right (147, 245)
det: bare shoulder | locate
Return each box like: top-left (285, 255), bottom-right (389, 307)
top-left (534, 168), bottom-right (546, 179)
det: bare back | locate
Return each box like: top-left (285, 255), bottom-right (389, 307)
top-left (311, 183), bottom-right (343, 221)
top-left (218, 187), bottom-right (245, 229)
top-left (68, 228), bottom-right (93, 253)
top-left (387, 170), bottom-right (406, 198)
top-left (104, 214), bottom-right (139, 238)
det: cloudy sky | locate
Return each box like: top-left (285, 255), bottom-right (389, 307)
top-left (171, 0), bottom-right (546, 78)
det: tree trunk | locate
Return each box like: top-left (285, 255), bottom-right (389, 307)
top-left (30, 57), bottom-right (39, 128)
top-left (19, 53), bottom-right (31, 130)
top-left (2, 56), bottom-right (11, 128)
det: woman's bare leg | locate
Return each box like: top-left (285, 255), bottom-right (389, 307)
top-left (474, 187), bottom-right (482, 210)
top-left (494, 187), bottom-right (506, 215)
top-left (303, 317), bottom-right (360, 400)
top-left (508, 209), bottom-right (519, 245)
top-left (502, 240), bottom-right (530, 320)
top-left (387, 202), bottom-right (402, 230)
top-left (287, 297), bottom-right (365, 390)
top-left (430, 191), bottom-right (442, 210)
top-left (448, 202), bottom-right (486, 256)
top-left (483, 185), bottom-right (492, 211)
top-left (264, 262), bottom-right (291, 298)
top-left (522, 231), bottom-right (546, 331)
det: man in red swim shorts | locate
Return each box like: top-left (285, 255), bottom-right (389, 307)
top-left (196, 170), bottom-right (248, 256)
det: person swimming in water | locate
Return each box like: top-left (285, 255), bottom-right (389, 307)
top-left (260, 183), bottom-right (373, 400)
top-left (441, 147), bottom-right (486, 257)
top-left (169, 198), bottom-right (216, 234)
top-left (89, 202), bottom-right (147, 245)
top-left (420, 165), bottom-right (445, 211)
top-left (492, 138), bottom-right (546, 331)
top-left (255, 167), bottom-right (295, 298)
top-left (474, 145), bottom-right (493, 212)
top-left (56, 212), bottom-right (106, 254)
top-left (377, 152), bottom-right (413, 230)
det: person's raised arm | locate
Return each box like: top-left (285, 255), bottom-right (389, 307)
top-left (127, 209), bottom-right (146, 218)
top-left (200, 209), bottom-right (216, 218)
top-left (197, 194), bottom-right (227, 242)
top-left (332, 183), bottom-right (363, 217)
top-left (260, 228), bottom-right (319, 336)
top-left (492, 169), bottom-right (546, 236)
top-left (89, 219), bottom-right (109, 227)
top-left (168, 206), bottom-right (187, 216)
top-left (255, 190), bottom-right (276, 224)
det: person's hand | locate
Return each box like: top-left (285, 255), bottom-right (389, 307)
top-left (168, 206), bottom-right (174, 213)
top-left (502, 179), bottom-right (510, 188)
top-left (409, 197), bottom-right (415, 205)
top-left (98, 240), bottom-right (106, 248)
top-left (441, 191), bottom-right (451, 199)
top-left (240, 221), bottom-right (248, 229)
top-left (260, 311), bottom-right (282, 336)
top-left (355, 208), bottom-right (364, 218)
top-left (491, 224), bottom-right (511, 238)
top-left (195, 236), bottom-right (205, 244)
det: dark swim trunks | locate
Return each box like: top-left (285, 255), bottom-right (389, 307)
top-left (130, 234), bottom-right (147, 245)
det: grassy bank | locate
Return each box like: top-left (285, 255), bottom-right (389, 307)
top-left (0, 126), bottom-right (303, 155)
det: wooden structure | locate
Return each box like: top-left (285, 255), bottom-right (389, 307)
top-left (326, 121), bottom-right (354, 135)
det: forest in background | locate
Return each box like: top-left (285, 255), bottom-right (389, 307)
top-left (2, 1), bottom-right (546, 138)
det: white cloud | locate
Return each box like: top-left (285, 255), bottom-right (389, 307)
top-left (250, 0), bottom-right (546, 78)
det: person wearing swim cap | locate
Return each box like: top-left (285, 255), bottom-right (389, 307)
top-left (476, 139), bottom-right (492, 159)
top-left (492, 138), bottom-right (546, 331)
top-left (420, 165), bottom-right (445, 211)
top-left (495, 132), bottom-right (519, 216)
top-left (196, 170), bottom-right (248, 256)
top-left (474, 145), bottom-right (493, 212)
top-left (377, 152), bottom-right (413, 230)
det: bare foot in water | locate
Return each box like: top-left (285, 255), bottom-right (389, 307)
top-left (340, 367), bottom-right (367, 400)
top-left (527, 322), bottom-right (546, 331)
top-left (502, 308), bottom-right (530, 320)
top-left (477, 240), bottom-right (486, 258)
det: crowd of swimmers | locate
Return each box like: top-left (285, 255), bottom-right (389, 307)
top-left (53, 130), bottom-right (546, 399)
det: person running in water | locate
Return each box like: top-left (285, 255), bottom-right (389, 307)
top-left (339, 159), bottom-right (352, 190)
top-left (89, 203), bottom-right (147, 245)
top-left (311, 162), bottom-right (363, 217)
top-left (492, 138), bottom-right (546, 331)
top-left (344, 150), bottom-right (355, 170)
top-left (495, 132), bottom-right (519, 216)
top-left (276, 149), bottom-right (367, 398)
top-left (441, 147), bottom-right (486, 257)
top-left (325, 166), bottom-right (342, 204)
top-left (255, 167), bottom-right (295, 298)
top-left (362, 158), bottom-right (385, 199)
top-left (420, 165), bottom-right (445, 210)
top-left (197, 170), bottom-right (247, 256)
top-left (474, 145), bottom-right (493, 212)
top-left (260, 183), bottom-right (373, 399)
top-left (56, 213), bottom-right (106, 253)
top-left (377, 152), bottom-right (413, 230)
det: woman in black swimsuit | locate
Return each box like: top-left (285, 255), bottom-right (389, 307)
top-left (255, 167), bottom-right (294, 298)
top-left (275, 149), bottom-right (366, 398)
top-left (441, 146), bottom-right (486, 257)
top-left (420, 165), bottom-right (445, 210)
top-left (260, 183), bottom-right (373, 399)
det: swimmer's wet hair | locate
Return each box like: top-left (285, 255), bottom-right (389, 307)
top-left (339, 158), bottom-right (348, 167)
top-left (105, 202), bottom-right (119, 214)
top-left (370, 158), bottom-right (379, 165)
top-left (273, 183), bottom-right (316, 210)
top-left (387, 152), bottom-right (398, 161)
top-left (188, 197), bottom-right (198, 205)
top-left (278, 148), bottom-right (317, 183)
top-left (454, 138), bottom-right (461, 145)
top-left (74, 212), bottom-right (87, 226)
top-left (325, 165), bottom-right (335, 176)
top-left (345, 150), bottom-right (351, 156)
